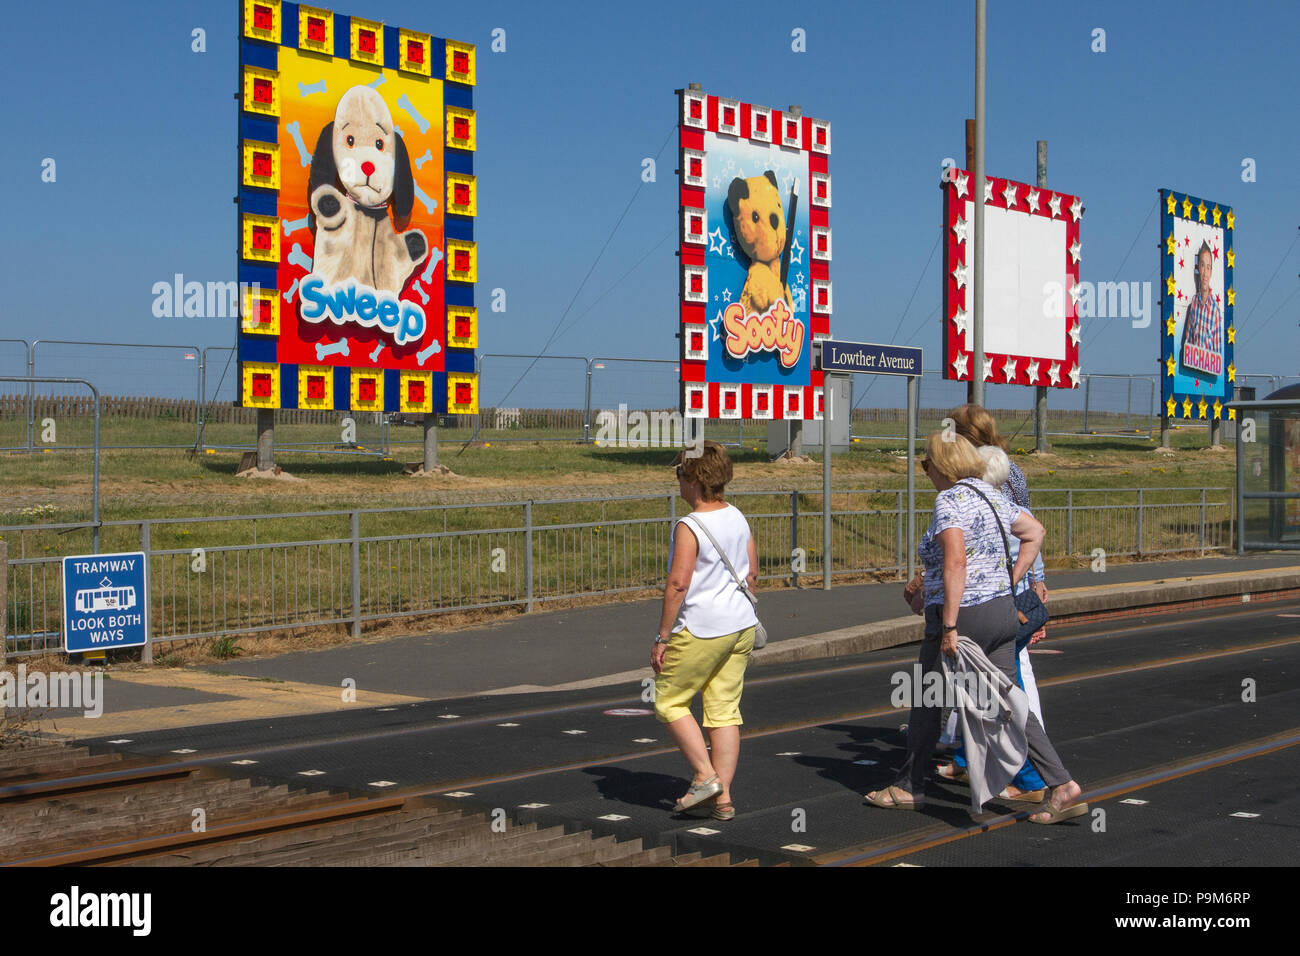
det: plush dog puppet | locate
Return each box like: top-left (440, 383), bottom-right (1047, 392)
top-left (726, 171), bottom-right (793, 316)
top-left (308, 86), bottom-right (429, 295)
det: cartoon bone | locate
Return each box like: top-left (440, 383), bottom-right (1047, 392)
top-left (298, 78), bottom-right (327, 97)
top-left (285, 120), bottom-right (313, 167)
top-left (396, 93), bottom-right (431, 135)
top-left (316, 339), bottom-right (350, 361)
top-left (369, 343), bottom-right (385, 362)
top-left (288, 243), bottom-right (313, 273)
top-left (283, 278), bottom-right (299, 303)
top-left (420, 247), bottom-right (444, 285)
top-left (367, 75), bottom-right (386, 89)
top-left (413, 149), bottom-right (433, 169)
top-left (412, 182), bottom-right (438, 215)
top-left (282, 213), bottom-right (311, 236)
top-left (412, 281), bottom-right (429, 304)
top-left (416, 340), bottom-right (441, 366)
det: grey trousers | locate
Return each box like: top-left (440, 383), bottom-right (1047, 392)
top-left (891, 596), bottom-right (1071, 794)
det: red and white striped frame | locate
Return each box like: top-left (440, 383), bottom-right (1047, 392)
top-left (941, 169), bottom-right (1082, 389)
top-left (677, 87), bottom-right (830, 420)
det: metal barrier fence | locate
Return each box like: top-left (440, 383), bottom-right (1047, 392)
top-left (5, 336), bottom-right (1296, 454)
top-left (0, 376), bottom-right (101, 539)
top-left (2, 486), bottom-right (1232, 658)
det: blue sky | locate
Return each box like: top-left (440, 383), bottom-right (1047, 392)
top-left (1, 0), bottom-right (1296, 405)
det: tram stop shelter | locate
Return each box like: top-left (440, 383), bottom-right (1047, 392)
top-left (1233, 383), bottom-right (1300, 552)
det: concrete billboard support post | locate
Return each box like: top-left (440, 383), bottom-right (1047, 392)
top-left (423, 415), bottom-right (438, 471)
top-left (257, 409), bottom-right (274, 471)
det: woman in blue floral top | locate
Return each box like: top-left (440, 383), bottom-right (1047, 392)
top-left (865, 432), bottom-right (1087, 824)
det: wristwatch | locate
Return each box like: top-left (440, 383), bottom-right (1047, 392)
top-left (654, 634), bottom-right (671, 644)
top-left (942, 624), bottom-right (958, 633)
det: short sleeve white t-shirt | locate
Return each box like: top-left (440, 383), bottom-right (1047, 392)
top-left (671, 504), bottom-right (759, 639)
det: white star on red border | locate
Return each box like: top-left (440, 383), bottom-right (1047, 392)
top-left (1001, 355), bottom-right (1018, 381)
top-left (951, 352), bottom-right (970, 378)
top-left (1047, 194), bottom-right (1062, 218)
top-left (1047, 361), bottom-right (1061, 385)
top-left (1002, 181), bottom-right (1019, 208)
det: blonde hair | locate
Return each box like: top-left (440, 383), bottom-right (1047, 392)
top-left (672, 440), bottom-right (733, 501)
top-left (925, 432), bottom-right (984, 483)
top-left (949, 404), bottom-right (1008, 452)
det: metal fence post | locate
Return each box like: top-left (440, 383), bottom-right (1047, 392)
top-left (1200, 487), bottom-right (1207, 556)
top-left (92, 385), bottom-right (101, 554)
top-left (26, 344), bottom-right (35, 453)
top-left (583, 360), bottom-right (594, 442)
top-left (524, 501), bottom-right (535, 612)
top-left (1136, 489), bottom-right (1144, 557)
top-left (140, 521), bottom-right (153, 664)
top-left (1066, 489), bottom-right (1073, 556)
top-left (790, 490), bottom-right (799, 588)
top-left (896, 490), bottom-right (904, 578)
top-left (1082, 375), bottom-right (1091, 433)
top-left (350, 511), bottom-right (361, 639)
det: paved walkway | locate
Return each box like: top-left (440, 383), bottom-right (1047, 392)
top-left (32, 552), bottom-right (1300, 738)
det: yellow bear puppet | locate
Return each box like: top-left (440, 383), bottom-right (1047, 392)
top-left (726, 171), bottom-right (793, 317)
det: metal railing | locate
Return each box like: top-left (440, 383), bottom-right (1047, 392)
top-left (1, 486), bottom-right (1233, 658)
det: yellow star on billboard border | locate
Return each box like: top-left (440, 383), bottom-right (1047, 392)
top-left (1165, 193), bottom-right (1176, 214)
top-left (1227, 286), bottom-right (1235, 306)
top-left (1212, 205), bottom-right (1222, 226)
top-left (1165, 355), bottom-right (1175, 376)
top-left (1197, 397), bottom-right (1208, 419)
top-left (1166, 397), bottom-right (1177, 417)
top-left (1227, 363), bottom-right (1235, 383)
top-left (1197, 201), bottom-right (1207, 222)
top-left (1182, 397), bottom-right (1193, 418)
top-left (1226, 249), bottom-right (1234, 268)
top-left (1166, 314), bottom-right (1176, 337)
top-left (1225, 209), bottom-right (1234, 230)
top-left (1166, 232), bottom-right (1176, 255)
top-left (1166, 273), bottom-right (1176, 296)
top-left (1213, 399), bottom-right (1222, 419)
top-left (1227, 407), bottom-right (1236, 421)
top-left (1182, 197), bottom-right (1193, 218)
top-left (1227, 324), bottom-right (1235, 344)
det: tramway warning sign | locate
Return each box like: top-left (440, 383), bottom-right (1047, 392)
top-left (63, 552), bottom-right (149, 653)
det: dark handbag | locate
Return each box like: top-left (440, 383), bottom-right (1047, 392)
top-left (953, 482), bottom-right (1048, 629)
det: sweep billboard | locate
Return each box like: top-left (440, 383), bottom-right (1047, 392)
top-left (237, 2), bottom-right (478, 416)
top-left (677, 88), bottom-right (832, 421)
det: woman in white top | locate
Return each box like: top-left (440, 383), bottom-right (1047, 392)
top-left (652, 441), bottom-right (759, 821)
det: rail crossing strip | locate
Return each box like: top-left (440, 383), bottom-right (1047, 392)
top-left (6, 634), bottom-right (1295, 867)
top-left (817, 728), bottom-right (1300, 867)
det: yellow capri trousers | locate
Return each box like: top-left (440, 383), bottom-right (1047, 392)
top-left (654, 625), bottom-right (755, 727)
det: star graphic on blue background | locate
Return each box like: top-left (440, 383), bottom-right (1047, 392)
top-left (721, 288), bottom-right (732, 302)
top-left (789, 236), bottom-right (804, 266)
top-left (708, 226), bottom-right (729, 256)
top-left (709, 310), bottom-right (723, 341)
